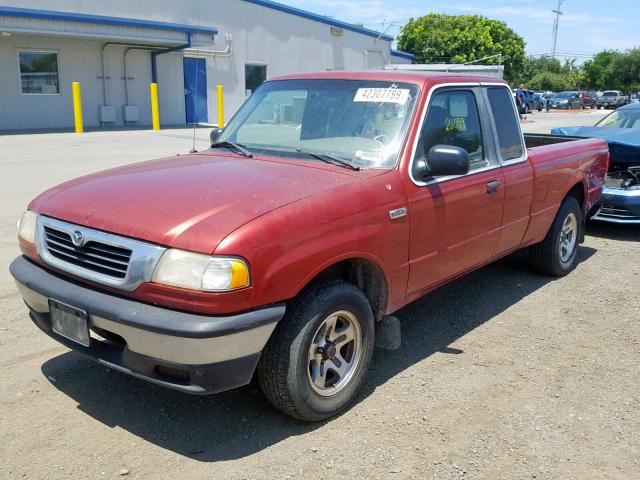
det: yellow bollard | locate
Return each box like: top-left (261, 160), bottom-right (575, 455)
top-left (150, 83), bottom-right (160, 131)
top-left (71, 82), bottom-right (83, 134)
top-left (217, 85), bottom-right (225, 129)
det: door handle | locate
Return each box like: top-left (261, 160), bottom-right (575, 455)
top-left (486, 180), bottom-right (501, 194)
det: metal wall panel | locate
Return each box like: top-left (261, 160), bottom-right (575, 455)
top-left (0, 0), bottom-right (395, 130)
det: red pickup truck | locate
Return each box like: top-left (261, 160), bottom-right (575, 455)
top-left (11, 72), bottom-right (608, 421)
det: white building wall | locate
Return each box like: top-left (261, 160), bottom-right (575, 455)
top-left (390, 54), bottom-right (413, 65)
top-left (0, 0), bottom-right (395, 130)
top-left (0, 35), bottom-right (102, 130)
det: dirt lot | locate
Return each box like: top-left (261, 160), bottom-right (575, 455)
top-left (1, 121), bottom-right (639, 479)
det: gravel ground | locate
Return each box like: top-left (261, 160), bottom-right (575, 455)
top-left (1, 120), bottom-right (638, 479)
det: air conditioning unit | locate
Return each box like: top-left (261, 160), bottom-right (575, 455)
top-left (123, 105), bottom-right (139, 123)
top-left (99, 106), bottom-right (116, 124)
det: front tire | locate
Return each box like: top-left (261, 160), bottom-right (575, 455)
top-left (257, 280), bottom-right (375, 421)
top-left (530, 196), bottom-right (583, 276)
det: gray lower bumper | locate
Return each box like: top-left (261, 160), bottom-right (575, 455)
top-left (10, 256), bottom-right (285, 394)
top-left (592, 186), bottom-right (640, 224)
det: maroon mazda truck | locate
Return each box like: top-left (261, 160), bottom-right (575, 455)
top-left (10, 72), bottom-right (608, 421)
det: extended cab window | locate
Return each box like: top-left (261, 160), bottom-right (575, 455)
top-left (420, 90), bottom-right (486, 171)
top-left (486, 87), bottom-right (525, 161)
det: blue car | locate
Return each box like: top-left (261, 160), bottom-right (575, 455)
top-left (551, 103), bottom-right (640, 224)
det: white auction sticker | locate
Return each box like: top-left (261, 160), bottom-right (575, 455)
top-left (354, 88), bottom-right (410, 104)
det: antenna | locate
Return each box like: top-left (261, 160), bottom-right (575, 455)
top-left (190, 19), bottom-right (201, 154)
top-left (551, 0), bottom-right (565, 59)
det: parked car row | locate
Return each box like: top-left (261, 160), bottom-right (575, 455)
top-left (544, 91), bottom-right (598, 110)
top-left (513, 88), bottom-right (543, 113)
top-left (596, 90), bottom-right (629, 109)
top-left (516, 89), bottom-right (633, 112)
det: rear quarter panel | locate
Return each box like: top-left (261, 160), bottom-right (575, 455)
top-left (521, 138), bottom-right (609, 245)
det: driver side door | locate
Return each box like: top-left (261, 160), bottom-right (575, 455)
top-left (406, 86), bottom-right (506, 295)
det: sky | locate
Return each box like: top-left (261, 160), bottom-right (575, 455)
top-left (279, 0), bottom-right (640, 62)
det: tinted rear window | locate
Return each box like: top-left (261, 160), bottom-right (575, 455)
top-left (486, 87), bottom-right (524, 161)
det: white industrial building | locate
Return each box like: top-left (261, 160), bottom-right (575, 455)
top-left (0, 1), bottom-right (414, 131)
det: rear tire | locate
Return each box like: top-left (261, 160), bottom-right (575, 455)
top-left (530, 196), bottom-right (583, 276)
top-left (257, 280), bottom-right (375, 421)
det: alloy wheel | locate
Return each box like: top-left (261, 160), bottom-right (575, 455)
top-left (307, 310), bottom-right (363, 397)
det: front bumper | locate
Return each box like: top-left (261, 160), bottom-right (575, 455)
top-left (592, 187), bottom-right (640, 224)
top-left (10, 256), bottom-right (285, 394)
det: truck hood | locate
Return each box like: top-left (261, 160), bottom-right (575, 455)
top-left (30, 152), bottom-right (368, 253)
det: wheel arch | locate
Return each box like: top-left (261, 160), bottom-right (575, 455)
top-left (565, 181), bottom-right (587, 242)
top-left (293, 256), bottom-right (389, 322)
top-left (566, 181), bottom-right (585, 211)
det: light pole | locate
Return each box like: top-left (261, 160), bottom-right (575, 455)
top-left (551, 0), bottom-right (565, 58)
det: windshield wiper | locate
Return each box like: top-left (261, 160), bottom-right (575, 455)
top-left (296, 149), bottom-right (360, 171)
top-left (211, 141), bottom-right (254, 158)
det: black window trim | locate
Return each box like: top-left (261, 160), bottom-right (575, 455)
top-left (17, 49), bottom-right (61, 96)
top-left (480, 84), bottom-right (528, 167)
top-left (408, 82), bottom-right (502, 187)
top-left (244, 62), bottom-right (268, 96)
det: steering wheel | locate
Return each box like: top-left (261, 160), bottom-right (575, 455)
top-left (374, 134), bottom-right (388, 145)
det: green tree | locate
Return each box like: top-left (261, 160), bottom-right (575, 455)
top-left (610, 48), bottom-right (640, 92)
top-left (397, 14), bottom-right (526, 83)
top-left (519, 55), bottom-right (562, 83)
top-left (582, 50), bottom-right (624, 90)
top-left (528, 72), bottom-right (569, 92)
top-left (566, 68), bottom-right (588, 89)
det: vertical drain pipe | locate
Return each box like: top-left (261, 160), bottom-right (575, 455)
top-left (151, 32), bottom-right (192, 84)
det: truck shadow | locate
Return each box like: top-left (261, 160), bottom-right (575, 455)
top-left (586, 221), bottom-right (640, 242)
top-left (41, 246), bottom-right (596, 462)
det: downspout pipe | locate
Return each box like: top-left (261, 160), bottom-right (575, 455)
top-left (101, 41), bottom-right (168, 105)
top-left (124, 47), bottom-right (161, 105)
top-left (151, 32), bottom-right (192, 84)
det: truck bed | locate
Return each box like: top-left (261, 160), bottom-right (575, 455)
top-left (524, 133), bottom-right (585, 149)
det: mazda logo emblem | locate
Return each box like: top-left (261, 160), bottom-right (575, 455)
top-left (71, 231), bottom-right (85, 247)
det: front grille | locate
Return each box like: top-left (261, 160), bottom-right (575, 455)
top-left (599, 205), bottom-right (634, 217)
top-left (43, 226), bottom-right (132, 278)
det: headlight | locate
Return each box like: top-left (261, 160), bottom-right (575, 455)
top-left (17, 210), bottom-right (38, 244)
top-left (151, 249), bottom-right (250, 292)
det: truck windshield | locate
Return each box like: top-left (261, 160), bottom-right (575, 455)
top-left (218, 79), bottom-right (420, 169)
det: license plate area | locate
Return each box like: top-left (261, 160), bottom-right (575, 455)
top-left (49, 299), bottom-right (90, 347)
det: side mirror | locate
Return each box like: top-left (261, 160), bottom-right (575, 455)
top-left (415, 145), bottom-right (470, 180)
top-left (210, 127), bottom-right (223, 145)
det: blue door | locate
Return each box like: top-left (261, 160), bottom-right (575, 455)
top-left (183, 58), bottom-right (208, 124)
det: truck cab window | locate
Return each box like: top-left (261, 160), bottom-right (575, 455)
top-left (420, 90), bottom-right (486, 170)
top-left (486, 87), bottom-right (525, 161)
